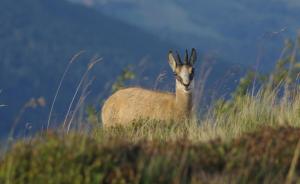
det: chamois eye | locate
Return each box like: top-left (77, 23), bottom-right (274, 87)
top-left (176, 75), bottom-right (183, 83)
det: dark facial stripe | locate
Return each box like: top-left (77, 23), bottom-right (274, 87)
top-left (175, 74), bottom-right (191, 87)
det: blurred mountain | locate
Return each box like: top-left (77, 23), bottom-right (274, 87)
top-left (69, 0), bottom-right (300, 68)
top-left (0, 0), bottom-right (173, 136)
top-left (0, 0), bottom-right (243, 138)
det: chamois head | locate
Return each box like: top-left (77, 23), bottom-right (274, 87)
top-left (168, 48), bottom-right (197, 93)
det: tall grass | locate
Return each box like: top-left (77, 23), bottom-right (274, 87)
top-left (1, 124), bottom-right (300, 183)
top-left (47, 51), bottom-right (85, 130)
top-left (0, 89), bottom-right (7, 108)
top-left (87, 86), bottom-right (300, 144)
top-left (1, 81), bottom-right (300, 183)
top-left (2, 34), bottom-right (300, 183)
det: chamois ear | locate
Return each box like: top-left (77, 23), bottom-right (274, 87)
top-left (168, 51), bottom-right (177, 72)
top-left (189, 48), bottom-right (197, 66)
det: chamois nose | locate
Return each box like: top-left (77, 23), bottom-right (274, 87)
top-left (183, 82), bottom-right (191, 90)
top-left (182, 75), bottom-right (190, 86)
top-left (184, 85), bottom-right (190, 91)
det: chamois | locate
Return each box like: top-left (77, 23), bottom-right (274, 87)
top-left (101, 49), bottom-right (197, 126)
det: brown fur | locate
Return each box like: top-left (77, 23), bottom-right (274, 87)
top-left (101, 87), bottom-right (192, 127)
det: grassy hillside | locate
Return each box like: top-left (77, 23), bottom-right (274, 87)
top-left (2, 35), bottom-right (300, 182)
top-left (1, 1), bottom-right (300, 183)
top-left (2, 69), bottom-right (300, 183)
top-left (1, 125), bottom-right (300, 183)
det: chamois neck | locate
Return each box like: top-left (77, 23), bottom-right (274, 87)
top-left (175, 81), bottom-right (192, 116)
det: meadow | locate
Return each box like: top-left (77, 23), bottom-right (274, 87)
top-left (1, 82), bottom-right (300, 183)
top-left (1, 37), bottom-right (300, 184)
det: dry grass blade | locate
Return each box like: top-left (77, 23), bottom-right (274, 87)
top-left (47, 50), bottom-right (85, 130)
top-left (63, 58), bottom-right (101, 131)
top-left (0, 89), bottom-right (6, 108)
top-left (67, 78), bottom-right (94, 133)
top-left (192, 57), bottom-right (212, 115)
top-left (154, 71), bottom-right (167, 89)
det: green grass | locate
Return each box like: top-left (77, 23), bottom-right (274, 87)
top-left (2, 85), bottom-right (300, 183)
top-left (0, 125), bottom-right (300, 184)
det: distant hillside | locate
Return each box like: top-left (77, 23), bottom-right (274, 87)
top-left (0, 0), bottom-right (176, 136)
top-left (0, 0), bottom-right (243, 137)
top-left (71, 0), bottom-right (300, 69)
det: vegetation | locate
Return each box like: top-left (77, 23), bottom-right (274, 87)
top-left (2, 96), bottom-right (300, 184)
top-left (1, 34), bottom-right (300, 184)
top-left (0, 90), bottom-right (6, 108)
top-left (111, 65), bottom-right (136, 93)
top-left (2, 1), bottom-right (300, 183)
top-left (2, 53), bottom-right (300, 183)
top-left (0, 124), bottom-right (300, 183)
